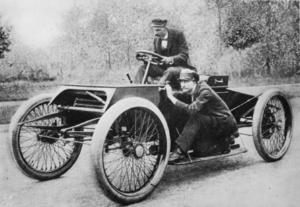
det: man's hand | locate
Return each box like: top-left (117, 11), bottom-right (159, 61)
top-left (165, 84), bottom-right (173, 97)
top-left (161, 57), bottom-right (174, 65)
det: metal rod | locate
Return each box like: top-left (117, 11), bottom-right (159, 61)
top-left (20, 125), bottom-right (68, 130)
top-left (240, 106), bottom-right (255, 120)
top-left (66, 131), bottom-right (94, 137)
top-left (230, 94), bottom-right (261, 112)
top-left (39, 135), bottom-right (91, 145)
top-left (142, 58), bottom-right (152, 84)
top-left (239, 132), bottom-right (252, 137)
top-left (58, 106), bottom-right (104, 113)
top-left (126, 73), bottom-right (133, 83)
top-left (86, 91), bottom-right (106, 105)
top-left (237, 123), bottom-right (252, 128)
top-left (61, 117), bottom-right (100, 133)
top-left (18, 111), bottom-right (63, 126)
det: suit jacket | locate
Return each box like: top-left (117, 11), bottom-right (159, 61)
top-left (175, 82), bottom-right (233, 118)
top-left (153, 28), bottom-right (194, 68)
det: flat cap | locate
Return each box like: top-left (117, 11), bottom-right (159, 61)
top-left (178, 69), bottom-right (199, 82)
top-left (151, 19), bottom-right (167, 27)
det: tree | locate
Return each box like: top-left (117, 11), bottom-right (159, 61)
top-left (206, 0), bottom-right (232, 55)
top-left (0, 25), bottom-right (10, 58)
top-left (222, 1), bottom-right (262, 51)
top-left (222, 0), bottom-right (300, 77)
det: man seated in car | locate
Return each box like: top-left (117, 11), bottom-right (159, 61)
top-left (134, 18), bottom-right (195, 89)
top-left (164, 69), bottom-right (238, 163)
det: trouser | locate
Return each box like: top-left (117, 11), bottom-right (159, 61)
top-left (175, 114), bottom-right (217, 152)
top-left (159, 92), bottom-right (191, 149)
top-left (176, 114), bottom-right (237, 153)
top-left (134, 64), bottom-right (183, 89)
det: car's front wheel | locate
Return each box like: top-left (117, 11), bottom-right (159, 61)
top-left (91, 97), bottom-right (170, 204)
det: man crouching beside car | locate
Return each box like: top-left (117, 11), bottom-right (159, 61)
top-left (164, 69), bottom-right (238, 163)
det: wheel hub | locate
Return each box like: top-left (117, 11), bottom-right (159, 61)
top-left (275, 119), bottom-right (283, 130)
top-left (134, 144), bottom-right (144, 158)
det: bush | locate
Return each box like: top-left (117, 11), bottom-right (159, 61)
top-left (0, 69), bottom-right (56, 82)
top-left (0, 26), bottom-right (10, 58)
top-left (223, 21), bottom-right (262, 50)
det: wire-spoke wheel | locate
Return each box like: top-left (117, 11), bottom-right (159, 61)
top-left (253, 89), bottom-right (293, 162)
top-left (9, 94), bottom-right (82, 180)
top-left (91, 97), bottom-right (170, 204)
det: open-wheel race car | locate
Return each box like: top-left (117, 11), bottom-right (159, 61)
top-left (9, 50), bottom-right (293, 204)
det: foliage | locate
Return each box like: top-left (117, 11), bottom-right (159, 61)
top-left (222, 0), bottom-right (300, 77)
top-left (0, 42), bottom-right (57, 83)
top-left (0, 81), bottom-right (59, 101)
top-left (222, 11), bottom-right (262, 49)
top-left (50, 0), bottom-right (186, 82)
top-left (0, 0), bottom-right (299, 83)
top-left (0, 68), bottom-right (55, 82)
top-left (0, 25), bottom-right (10, 58)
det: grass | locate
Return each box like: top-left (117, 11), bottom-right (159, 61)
top-left (0, 103), bottom-right (20, 124)
top-left (1, 72), bottom-right (300, 101)
top-left (0, 81), bottom-right (60, 101)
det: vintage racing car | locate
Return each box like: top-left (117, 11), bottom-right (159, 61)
top-left (9, 50), bottom-right (293, 204)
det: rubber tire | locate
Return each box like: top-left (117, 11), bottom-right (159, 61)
top-left (91, 97), bottom-right (170, 204)
top-left (252, 89), bottom-right (293, 162)
top-left (9, 93), bottom-right (83, 180)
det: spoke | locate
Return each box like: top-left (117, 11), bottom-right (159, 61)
top-left (52, 145), bottom-right (66, 166)
top-left (56, 143), bottom-right (72, 158)
top-left (131, 159), bottom-right (139, 192)
top-left (104, 152), bottom-right (126, 176)
top-left (118, 158), bottom-right (130, 191)
top-left (146, 125), bottom-right (159, 141)
top-left (107, 156), bottom-right (128, 190)
top-left (20, 126), bottom-right (40, 134)
top-left (104, 156), bottom-right (124, 165)
top-left (17, 101), bottom-right (80, 173)
top-left (24, 143), bottom-right (43, 168)
top-left (49, 145), bottom-right (58, 170)
top-left (137, 157), bottom-right (151, 183)
top-left (140, 114), bottom-right (152, 141)
top-left (21, 143), bottom-right (39, 153)
top-left (103, 107), bottom-right (166, 193)
top-left (138, 111), bottom-right (147, 140)
top-left (124, 157), bottom-right (134, 192)
top-left (262, 126), bottom-right (274, 137)
top-left (261, 97), bottom-right (289, 157)
top-left (134, 110), bottom-right (137, 139)
top-left (140, 116), bottom-right (154, 142)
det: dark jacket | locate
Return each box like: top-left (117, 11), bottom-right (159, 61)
top-left (175, 82), bottom-right (233, 118)
top-left (153, 28), bottom-right (193, 68)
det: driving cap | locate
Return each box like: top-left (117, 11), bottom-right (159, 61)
top-left (151, 19), bottom-right (167, 27)
top-left (178, 69), bottom-right (199, 82)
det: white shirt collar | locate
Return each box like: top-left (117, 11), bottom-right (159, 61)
top-left (161, 31), bottom-right (168, 40)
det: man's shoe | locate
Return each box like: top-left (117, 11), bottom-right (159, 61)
top-left (168, 148), bottom-right (186, 163)
top-left (221, 141), bottom-right (231, 154)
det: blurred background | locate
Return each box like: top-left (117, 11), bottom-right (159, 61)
top-left (0, 0), bottom-right (299, 100)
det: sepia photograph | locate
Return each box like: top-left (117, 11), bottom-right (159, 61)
top-left (0, 0), bottom-right (299, 206)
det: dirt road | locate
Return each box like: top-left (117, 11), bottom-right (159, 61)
top-left (1, 98), bottom-right (300, 207)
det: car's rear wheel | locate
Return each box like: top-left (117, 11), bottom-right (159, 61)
top-left (91, 97), bottom-right (170, 204)
top-left (252, 89), bottom-right (293, 162)
top-left (9, 94), bottom-right (83, 180)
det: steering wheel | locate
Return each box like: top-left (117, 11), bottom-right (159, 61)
top-left (136, 50), bottom-right (165, 66)
top-left (135, 50), bottom-right (166, 84)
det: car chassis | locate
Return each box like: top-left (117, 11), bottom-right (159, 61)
top-left (9, 50), bottom-right (293, 204)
